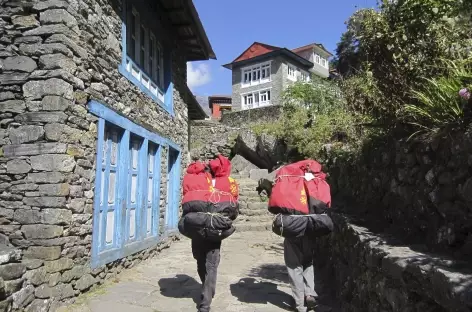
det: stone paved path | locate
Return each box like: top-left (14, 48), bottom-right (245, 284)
top-left (59, 232), bottom-right (339, 312)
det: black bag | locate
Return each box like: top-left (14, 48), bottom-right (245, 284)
top-left (178, 212), bottom-right (235, 242)
top-left (272, 213), bottom-right (334, 238)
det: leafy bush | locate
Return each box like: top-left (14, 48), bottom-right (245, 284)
top-left (254, 77), bottom-right (370, 158)
top-left (335, 0), bottom-right (472, 126)
top-left (401, 58), bottom-right (472, 135)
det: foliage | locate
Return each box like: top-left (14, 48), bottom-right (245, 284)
top-left (401, 58), bottom-right (472, 135)
top-left (335, 0), bottom-right (472, 126)
top-left (254, 78), bottom-right (370, 158)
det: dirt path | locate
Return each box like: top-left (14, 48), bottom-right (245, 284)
top-left (59, 232), bottom-right (339, 312)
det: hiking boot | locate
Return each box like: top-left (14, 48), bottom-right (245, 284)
top-left (305, 296), bottom-right (317, 310)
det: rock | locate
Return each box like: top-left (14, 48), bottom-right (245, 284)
top-left (461, 177), bottom-right (472, 202)
top-left (16, 112), bottom-right (68, 124)
top-left (12, 285), bottom-right (34, 309)
top-left (11, 15), bottom-right (39, 28)
top-left (22, 225), bottom-right (63, 239)
top-left (0, 100), bottom-right (26, 114)
top-left (25, 299), bottom-right (50, 312)
top-left (38, 184), bottom-right (70, 196)
top-left (48, 272), bottom-right (61, 287)
top-left (9, 125), bottom-right (45, 144)
top-left (90, 83), bottom-right (109, 92)
top-left (106, 33), bottom-right (120, 54)
top-left (0, 248), bottom-right (21, 266)
top-left (40, 9), bottom-right (77, 27)
top-left (41, 96), bottom-right (70, 111)
top-left (0, 92), bottom-right (15, 101)
top-left (13, 209), bottom-right (42, 224)
top-left (4, 143), bottom-right (67, 157)
top-left (22, 259), bottom-right (43, 270)
top-left (44, 258), bottom-right (73, 274)
top-left (44, 123), bottom-right (83, 142)
top-left (39, 54), bottom-right (77, 73)
top-left (14, 36), bottom-right (42, 44)
top-left (41, 209), bottom-right (72, 225)
top-left (33, 0), bottom-right (68, 11)
top-left (30, 154), bottom-right (75, 172)
top-left (45, 34), bottom-right (88, 59)
top-left (19, 43), bottom-right (72, 57)
top-left (2, 56), bottom-right (37, 73)
top-left (249, 169), bottom-right (269, 181)
top-left (23, 246), bottom-right (61, 261)
top-left (22, 197), bottom-right (66, 208)
top-left (67, 198), bottom-right (85, 213)
top-left (0, 72), bottom-right (29, 85)
top-left (31, 237), bottom-right (76, 247)
top-left (74, 274), bottom-right (96, 291)
top-left (27, 172), bottom-right (66, 184)
top-left (0, 263), bottom-right (26, 281)
top-left (61, 265), bottom-right (88, 283)
top-left (23, 78), bottom-right (73, 100)
top-left (24, 267), bottom-right (48, 286)
top-left (4, 278), bottom-right (23, 297)
top-left (35, 283), bottom-right (74, 300)
top-left (0, 299), bottom-right (12, 312)
top-left (23, 24), bottom-right (74, 37)
top-left (6, 159), bottom-right (31, 174)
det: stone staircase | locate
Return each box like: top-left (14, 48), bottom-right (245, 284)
top-left (232, 174), bottom-right (273, 232)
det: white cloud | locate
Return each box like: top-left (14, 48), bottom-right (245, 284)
top-left (187, 62), bottom-right (211, 90)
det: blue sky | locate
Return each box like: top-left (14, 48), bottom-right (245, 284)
top-left (187, 0), bottom-right (378, 96)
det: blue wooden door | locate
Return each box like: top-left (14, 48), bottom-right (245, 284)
top-left (166, 148), bottom-right (181, 231)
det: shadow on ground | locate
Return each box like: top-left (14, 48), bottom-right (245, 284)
top-left (230, 277), bottom-right (293, 311)
top-left (248, 263), bottom-right (290, 284)
top-left (157, 274), bottom-right (201, 305)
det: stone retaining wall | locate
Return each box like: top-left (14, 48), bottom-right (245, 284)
top-left (314, 213), bottom-right (472, 312)
top-left (0, 0), bottom-right (190, 310)
top-left (325, 127), bottom-right (472, 257)
top-left (220, 105), bottom-right (281, 127)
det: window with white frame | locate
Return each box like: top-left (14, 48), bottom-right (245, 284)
top-left (287, 65), bottom-right (297, 81)
top-left (314, 53), bottom-right (320, 64)
top-left (321, 58), bottom-right (327, 68)
top-left (299, 71), bottom-right (310, 82)
top-left (241, 61), bottom-right (271, 87)
top-left (121, 2), bottom-right (169, 109)
top-left (242, 89), bottom-right (272, 110)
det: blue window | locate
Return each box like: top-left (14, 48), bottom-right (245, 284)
top-left (88, 100), bottom-right (181, 268)
top-left (118, 0), bottom-right (174, 115)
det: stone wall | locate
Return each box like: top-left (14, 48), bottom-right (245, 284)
top-left (0, 0), bottom-right (190, 310)
top-left (189, 120), bottom-right (239, 160)
top-left (220, 105), bottom-right (281, 127)
top-left (314, 213), bottom-right (472, 312)
top-left (190, 107), bottom-right (287, 170)
top-left (324, 127), bottom-right (472, 257)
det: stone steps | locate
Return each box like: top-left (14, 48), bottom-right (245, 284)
top-left (239, 208), bottom-right (271, 216)
top-left (234, 220), bottom-right (272, 232)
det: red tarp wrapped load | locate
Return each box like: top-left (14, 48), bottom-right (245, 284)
top-left (179, 155), bottom-right (239, 242)
top-left (268, 159), bottom-right (333, 238)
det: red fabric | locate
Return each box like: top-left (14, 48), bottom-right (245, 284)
top-left (182, 161), bottom-right (212, 204)
top-left (209, 155), bottom-right (232, 177)
top-left (268, 162), bottom-right (309, 215)
top-left (214, 176), bottom-right (239, 201)
top-left (304, 172), bottom-right (331, 208)
top-left (268, 159), bottom-right (331, 215)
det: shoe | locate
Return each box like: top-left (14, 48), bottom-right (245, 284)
top-left (305, 296), bottom-right (317, 310)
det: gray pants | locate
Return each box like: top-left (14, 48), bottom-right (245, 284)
top-left (192, 239), bottom-right (221, 312)
top-left (284, 236), bottom-right (317, 312)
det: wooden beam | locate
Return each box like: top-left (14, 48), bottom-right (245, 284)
top-left (179, 35), bottom-right (197, 41)
top-left (163, 7), bottom-right (185, 13)
top-left (173, 23), bottom-right (192, 28)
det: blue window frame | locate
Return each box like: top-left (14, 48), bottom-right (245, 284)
top-left (118, 0), bottom-right (174, 115)
top-left (88, 100), bottom-right (181, 268)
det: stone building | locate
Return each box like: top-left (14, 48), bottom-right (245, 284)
top-left (0, 0), bottom-right (214, 310)
top-left (223, 42), bottom-right (332, 111)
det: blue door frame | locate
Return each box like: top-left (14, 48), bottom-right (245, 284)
top-left (88, 100), bottom-right (182, 268)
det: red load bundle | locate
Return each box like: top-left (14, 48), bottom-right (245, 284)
top-left (179, 155), bottom-right (239, 242)
top-left (268, 159), bottom-right (333, 239)
top-left (181, 161), bottom-right (212, 214)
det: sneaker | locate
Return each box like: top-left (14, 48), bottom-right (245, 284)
top-left (305, 296), bottom-right (317, 310)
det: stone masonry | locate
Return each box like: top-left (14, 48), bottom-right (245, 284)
top-left (0, 0), bottom-right (196, 310)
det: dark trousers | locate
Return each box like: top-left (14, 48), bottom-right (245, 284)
top-left (191, 239), bottom-right (221, 312)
